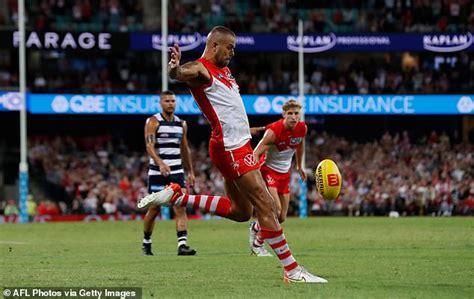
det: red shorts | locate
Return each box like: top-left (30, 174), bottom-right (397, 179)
top-left (209, 140), bottom-right (260, 180)
top-left (260, 164), bottom-right (290, 194)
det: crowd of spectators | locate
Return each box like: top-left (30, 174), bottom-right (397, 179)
top-left (167, 0), bottom-right (474, 33)
top-left (304, 130), bottom-right (473, 217)
top-left (2, 0), bottom-right (473, 33)
top-left (2, 130), bottom-right (472, 219)
top-left (229, 52), bottom-right (473, 95)
top-left (2, 1), bottom-right (473, 94)
top-left (1, 51), bottom-right (472, 95)
top-left (3, 0), bottom-right (143, 31)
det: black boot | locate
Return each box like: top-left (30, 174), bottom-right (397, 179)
top-left (178, 245), bottom-right (197, 256)
top-left (142, 243), bottom-right (154, 256)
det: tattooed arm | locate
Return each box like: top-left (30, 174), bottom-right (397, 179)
top-left (168, 44), bottom-right (211, 87)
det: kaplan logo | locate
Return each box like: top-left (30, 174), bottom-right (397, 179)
top-left (152, 33), bottom-right (203, 51)
top-left (423, 33), bottom-right (473, 53)
top-left (287, 33), bottom-right (337, 53)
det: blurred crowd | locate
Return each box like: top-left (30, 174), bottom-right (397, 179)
top-left (3, 0), bottom-right (143, 31)
top-left (2, 0), bottom-right (473, 33)
top-left (304, 130), bottom-right (474, 216)
top-left (1, 51), bottom-right (472, 95)
top-left (1, 1), bottom-right (473, 94)
top-left (1, 130), bottom-right (472, 218)
top-left (229, 52), bottom-right (473, 95)
top-left (167, 0), bottom-right (474, 33)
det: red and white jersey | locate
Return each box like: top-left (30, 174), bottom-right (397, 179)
top-left (189, 58), bottom-right (251, 150)
top-left (264, 119), bottom-right (307, 173)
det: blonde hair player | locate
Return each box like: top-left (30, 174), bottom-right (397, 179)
top-left (137, 26), bottom-right (327, 283)
top-left (249, 99), bottom-right (307, 257)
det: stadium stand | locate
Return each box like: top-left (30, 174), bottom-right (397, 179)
top-left (1, 131), bottom-right (469, 218)
top-left (0, 1), bottom-right (473, 94)
top-left (2, 0), bottom-right (473, 32)
top-left (0, 51), bottom-right (472, 94)
top-left (3, 0), bottom-right (143, 31)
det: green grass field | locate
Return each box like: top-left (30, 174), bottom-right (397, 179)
top-left (1, 218), bottom-right (473, 298)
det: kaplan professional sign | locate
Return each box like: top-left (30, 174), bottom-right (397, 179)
top-left (132, 32), bottom-right (258, 52)
top-left (27, 94), bottom-right (474, 115)
top-left (422, 33), bottom-right (473, 52)
top-left (0, 31), bottom-right (128, 50)
top-left (1, 31), bottom-right (471, 52)
top-left (0, 92), bottom-right (23, 111)
top-left (131, 32), bottom-right (474, 53)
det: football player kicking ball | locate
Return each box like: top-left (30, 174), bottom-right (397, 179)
top-left (137, 26), bottom-right (326, 283)
top-left (249, 100), bottom-right (307, 257)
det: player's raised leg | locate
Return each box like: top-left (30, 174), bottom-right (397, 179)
top-left (138, 183), bottom-right (235, 218)
top-left (138, 180), bottom-right (253, 222)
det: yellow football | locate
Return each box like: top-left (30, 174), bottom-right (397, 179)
top-left (315, 159), bottom-right (342, 200)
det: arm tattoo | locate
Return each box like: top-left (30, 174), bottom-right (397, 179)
top-left (169, 61), bottom-right (200, 80)
top-left (146, 134), bottom-right (156, 144)
top-left (168, 65), bottom-right (180, 79)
